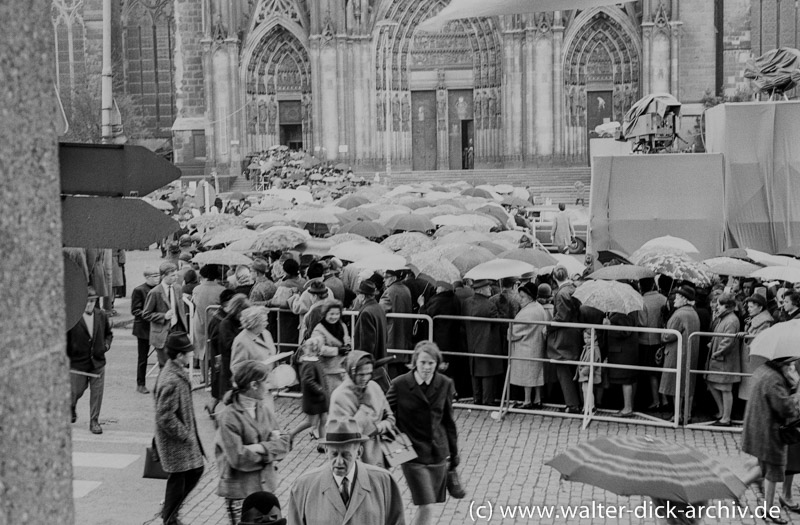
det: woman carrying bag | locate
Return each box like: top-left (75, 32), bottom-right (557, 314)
top-left (386, 341), bottom-right (460, 525)
top-left (215, 359), bottom-right (291, 525)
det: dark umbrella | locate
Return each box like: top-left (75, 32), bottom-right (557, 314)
top-left (461, 188), bottom-right (494, 199)
top-left (336, 195), bottom-right (370, 209)
top-left (338, 220), bottom-right (390, 239)
top-left (596, 250), bottom-right (632, 265)
top-left (547, 435), bottom-right (747, 504)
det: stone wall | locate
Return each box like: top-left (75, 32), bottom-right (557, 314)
top-left (173, 0), bottom-right (207, 167)
top-left (677, 0), bottom-right (717, 102)
top-left (723, 0), bottom-right (753, 96)
top-left (0, 0), bottom-right (74, 523)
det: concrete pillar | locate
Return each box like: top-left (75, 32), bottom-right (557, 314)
top-left (437, 88), bottom-right (449, 168)
top-left (534, 33), bottom-right (554, 156)
top-left (227, 39), bottom-right (242, 171)
top-left (524, 26), bottom-right (536, 159)
top-left (0, 1), bottom-right (74, 523)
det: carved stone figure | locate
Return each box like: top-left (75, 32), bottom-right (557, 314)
top-left (481, 89), bottom-right (490, 129)
top-left (392, 93), bottom-right (401, 131)
top-left (302, 93), bottom-right (312, 123)
top-left (456, 96), bottom-right (468, 120)
top-left (487, 89), bottom-right (496, 129)
top-left (401, 93), bottom-right (410, 131)
top-left (268, 96), bottom-right (278, 132)
top-left (258, 99), bottom-right (268, 134)
top-left (418, 106), bottom-right (426, 122)
top-left (248, 99), bottom-right (258, 135)
top-left (437, 91), bottom-right (447, 131)
top-left (474, 89), bottom-right (483, 129)
top-left (377, 97), bottom-right (385, 131)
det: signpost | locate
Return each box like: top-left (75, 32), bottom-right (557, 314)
top-left (60, 141), bottom-right (182, 327)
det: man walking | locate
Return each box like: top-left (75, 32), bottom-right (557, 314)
top-left (67, 287), bottom-right (113, 434)
top-left (131, 267), bottom-right (160, 394)
top-left (144, 262), bottom-right (189, 367)
top-left (287, 418), bottom-right (405, 525)
top-left (550, 203), bottom-right (575, 253)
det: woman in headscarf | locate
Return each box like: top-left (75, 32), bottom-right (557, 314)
top-left (215, 360), bottom-right (291, 525)
top-left (308, 301), bottom-right (351, 397)
top-left (328, 350), bottom-right (395, 466)
top-left (231, 306), bottom-right (277, 374)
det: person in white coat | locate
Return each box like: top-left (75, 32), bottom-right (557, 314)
top-left (508, 282), bottom-right (549, 408)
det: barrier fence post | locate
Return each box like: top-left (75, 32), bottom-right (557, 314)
top-left (582, 326), bottom-right (596, 430)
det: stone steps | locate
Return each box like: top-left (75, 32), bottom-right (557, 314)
top-left (228, 175), bottom-right (254, 193)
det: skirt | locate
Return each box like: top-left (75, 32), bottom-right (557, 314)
top-left (401, 460), bottom-right (448, 505)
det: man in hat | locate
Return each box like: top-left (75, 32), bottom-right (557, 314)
top-left (67, 286), bottom-right (113, 434)
top-left (323, 258), bottom-right (346, 303)
top-left (250, 258), bottom-right (277, 304)
top-left (379, 269), bottom-right (414, 377)
top-left (144, 262), bottom-right (190, 367)
top-left (154, 331), bottom-right (205, 525)
top-left (287, 418), bottom-right (405, 525)
top-left (420, 281), bottom-right (470, 398)
top-left (131, 267), bottom-right (160, 394)
top-left (462, 279), bottom-right (503, 405)
top-left (738, 291), bottom-right (774, 402)
top-left (353, 280), bottom-right (388, 362)
top-left (546, 266), bottom-right (583, 413)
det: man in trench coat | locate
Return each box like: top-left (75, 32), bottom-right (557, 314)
top-left (287, 418), bottom-right (405, 525)
top-left (462, 279), bottom-right (503, 406)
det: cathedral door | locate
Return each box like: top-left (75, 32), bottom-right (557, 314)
top-left (448, 90), bottom-right (473, 170)
top-left (586, 90), bottom-right (613, 161)
top-left (411, 91), bottom-right (437, 171)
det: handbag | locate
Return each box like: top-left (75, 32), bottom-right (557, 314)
top-left (143, 438), bottom-right (169, 479)
top-left (380, 432), bottom-right (418, 467)
top-left (780, 418), bottom-right (800, 445)
top-left (446, 467), bottom-right (466, 499)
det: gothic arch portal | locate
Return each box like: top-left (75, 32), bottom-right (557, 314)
top-left (242, 19), bottom-right (311, 153)
top-left (562, 7), bottom-right (641, 160)
top-left (373, 0), bottom-right (502, 167)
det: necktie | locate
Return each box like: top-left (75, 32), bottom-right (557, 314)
top-left (340, 476), bottom-right (350, 506)
top-left (169, 287), bottom-right (178, 327)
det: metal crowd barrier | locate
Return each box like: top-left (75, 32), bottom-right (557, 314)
top-left (425, 315), bottom-right (682, 430)
top-left (682, 331), bottom-right (756, 433)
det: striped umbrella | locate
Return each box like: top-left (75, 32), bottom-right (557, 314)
top-left (546, 435), bottom-right (747, 504)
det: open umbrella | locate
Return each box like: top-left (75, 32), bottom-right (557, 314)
top-left (337, 221), bottom-right (390, 239)
top-left (597, 249), bottom-right (632, 265)
top-left (189, 214), bottom-right (245, 231)
top-left (147, 199), bottom-right (173, 211)
top-left (702, 257), bottom-right (762, 277)
top-left (414, 204), bottom-right (464, 217)
top-left (493, 184), bottom-right (514, 194)
top-left (588, 264), bottom-right (656, 281)
top-left (551, 254), bottom-right (587, 277)
top-left (437, 230), bottom-right (494, 245)
top-left (573, 280), bottom-right (644, 314)
top-left (204, 228), bottom-right (258, 247)
top-left (246, 212), bottom-right (289, 227)
top-left (251, 226), bottom-right (311, 252)
top-left (432, 214), bottom-right (498, 231)
top-left (381, 232), bottom-right (435, 254)
top-left (474, 205), bottom-right (510, 225)
top-left (337, 208), bottom-right (380, 223)
top-left (384, 213), bottom-right (435, 233)
top-left (293, 238), bottom-right (335, 258)
top-left (439, 244), bottom-right (495, 275)
top-left (228, 191), bottom-right (245, 201)
top-left (409, 254), bottom-right (461, 283)
top-left (498, 248), bottom-right (558, 268)
top-left (328, 240), bottom-right (391, 261)
top-left (636, 252), bottom-right (713, 287)
top-left (470, 240), bottom-right (509, 256)
top-left (262, 188), bottom-right (314, 204)
top-left (334, 163), bottom-right (349, 171)
top-left (326, 233), bottom-right (367, 245)
top-left (227, 237), bottom-right (256, 251)
top-left (639, 235), bottom-right (700, 255)
top-left (546, 435), bottom-right (747, 504)
top-left (460, 187), bottom-right (494, 199)
top-left (192, 249), bottom-right (253, 266)
top-left (500, 196), bottom-right (531, 208)
top-left (750, 319), bottom-right (800, 361)
top-left (350, 253), bottom-right (408, 272)
top-left (286, 209), bottom-right (340, 225)
top-left (751, 265), bottom-right (800, 283)
top-left (336, 195), bottom-right (370, 209)
top-left (464, 259), bottom-right (536, 281)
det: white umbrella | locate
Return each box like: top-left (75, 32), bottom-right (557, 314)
top-left (751, 265), bottom-right (800, 283)
top-left (192, 249), bottom-right (253, 266)
top-left (550, 254), bottom-right (587, 278)
top-left (750, 320), bottom-right (800, 361)
top-left (639, 235), bottom-right (700, 255)
top-left (573, 280), bottom-right (644, 314)
top-left (350, 253), bottom-right (409, 272)
top-left (262, 188), bottom-right (313, 204)
top-left (328, 240), bottom-right (391, 262)
top-left (464, 259), bottom-right (536, 281)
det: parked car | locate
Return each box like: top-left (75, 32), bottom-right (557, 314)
top-left (526, 206), bottom-right (588, 254)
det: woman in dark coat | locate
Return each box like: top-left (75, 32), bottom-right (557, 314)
top-left (217, 294), bottom-right (252, 400)
top-left (742, 357), bottom-right (800, 524)
top-left (206, 289), bottom-right (236, 415)
top-left (605, 310), bottom-right (639, 417)
top-left (387, 341), bottom-right (459, 525)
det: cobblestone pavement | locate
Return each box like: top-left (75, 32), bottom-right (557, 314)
top-left (164, 393), bottom-right (774, 525)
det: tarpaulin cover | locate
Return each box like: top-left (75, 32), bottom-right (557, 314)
top-left (622, 93), bottom-right (681, 139)
top-left (706, 101), bottom-right (800, 254)
top-left (743, 47), bottom-right (800, 94)
top-left (590, 154), bottom-right (725, 259)
top-left (417, 0), bottom-right (620, 32)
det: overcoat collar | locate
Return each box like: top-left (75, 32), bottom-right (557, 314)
top-left (320, 461), bottom-right (372, 521)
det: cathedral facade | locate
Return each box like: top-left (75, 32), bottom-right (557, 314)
top-left (54, 0), bottom-right (774, 176)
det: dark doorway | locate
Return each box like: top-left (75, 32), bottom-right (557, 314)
top-left (461, 120), bottom-right (474, 170)
top-left (448, 90), bottom-right (473, 170)
top-left (586, 89), bottom-right (613, 163)
top-left (280, 124), bottom-right (303, 150)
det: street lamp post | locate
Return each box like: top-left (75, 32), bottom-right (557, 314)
top-left (376, 20), bottom-right (399, 180)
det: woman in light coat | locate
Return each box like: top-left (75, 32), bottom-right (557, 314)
top-left (508, 282), bottom-right (548, 408)
top-left (215, 360), bottom-right (291, 525)
top-left (231, 306), bottom-right (277, 375)
top-left (328, 351), bottom-right (395, 466)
